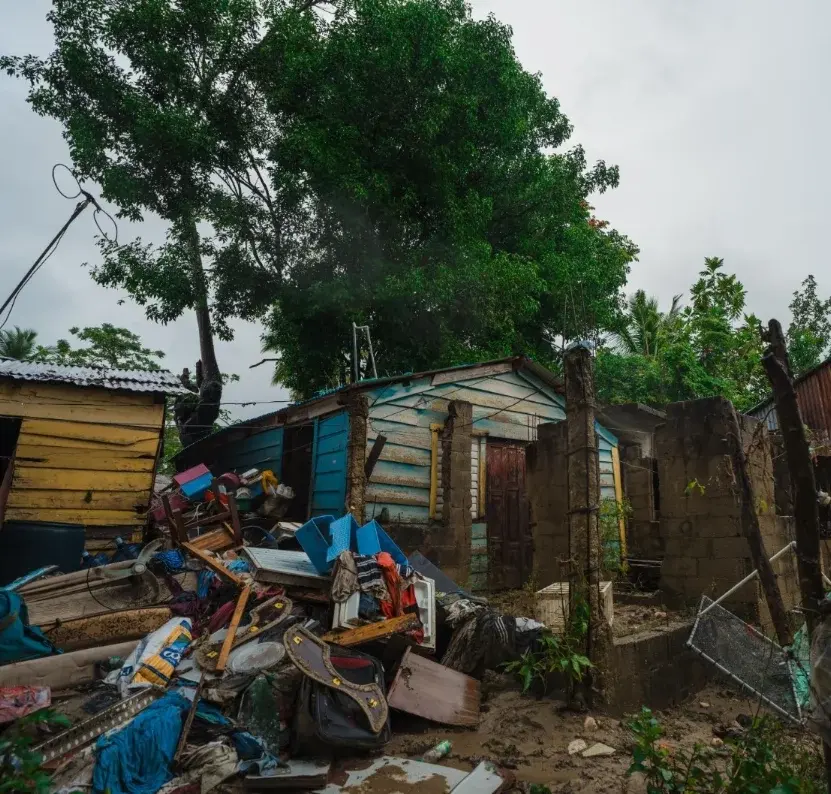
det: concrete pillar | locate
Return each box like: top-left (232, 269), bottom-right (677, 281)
top-left (564, 345), bottom-right (614, 707)
top-left (344, 393), bottom-right (368, 523)
top-left (439, 400), bottom-right (473, 585)
top-left (526, 421), bottom-right (569, 588)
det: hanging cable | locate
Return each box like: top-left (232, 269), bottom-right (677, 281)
top-left (0, 165), bottom-right (116, 330)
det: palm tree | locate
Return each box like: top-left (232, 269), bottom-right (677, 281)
top-left (613, 291), bottom-right (683, 357)
top-left (0, 327), bottom-right (39, 361)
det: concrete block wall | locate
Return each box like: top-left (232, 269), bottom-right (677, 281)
top-left (623, 446), bottom-right (663, 560)
top-left (526, 421), bottom-right (569, 588)
top-left (657, 398), bottom-right (800, 624)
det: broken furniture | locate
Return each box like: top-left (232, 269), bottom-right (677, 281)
top-left (243, 547), bottom-right (330, 589)
top-left (387, 647), bottom-right (481, 727)
top-left (163, 491), bottom-right (243, 552)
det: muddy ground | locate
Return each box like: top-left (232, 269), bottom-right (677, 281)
top-left (385, 673), bottom-right (808, 793)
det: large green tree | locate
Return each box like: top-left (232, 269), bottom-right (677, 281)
top-left (0, 0), bottom-right (324, 444)
top-left (4, 0), bottom-right (636, 405)
top-left (786, 275), bottom-right (831, 376)
top-left (256, 0), bottom-right (637, 396)
top-left (33, 324), bottom-right (165, 370)
top-left (596, 258), bottom-right (767, 410)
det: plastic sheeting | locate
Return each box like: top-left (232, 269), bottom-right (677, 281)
top-left (92, 691), bottom-right (190, 794)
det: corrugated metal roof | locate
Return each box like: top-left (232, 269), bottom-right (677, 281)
top-left (747, 357), bottom-right (831, 437)
top-left (0, 359), bottom-right (190, 395)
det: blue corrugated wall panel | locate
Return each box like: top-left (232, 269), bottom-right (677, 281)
top-left (221, 427), bottom-right (284, 478)
top-left (311, 411), bottom-right (350, 517)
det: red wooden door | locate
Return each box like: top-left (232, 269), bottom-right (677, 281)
top-left (486, 441), bottom-right (531, 590)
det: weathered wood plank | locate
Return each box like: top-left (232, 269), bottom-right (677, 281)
top-left (0, 397), bottom-right (163, 428)
top-left (366, 422), bottom-right (432, 450)
top-left (20, 419), bottom-right (161, 447)
top-left (13, 467), bottom-right (153, 491)
top-left (4, 507), bottom-right (143, 525)
top-left (16, 432), bottom-right (160, 454)
top-left (365, 484), bottom-right (430, 507)
top-left (0, 382), bottom-right (157, 407)
top-left (6, 489), bottom-right (150, 511)
top-left (387, 647), bottom-right (480, 726)
top-left (431, 361), bottom-right (514, 385)
top-left (364, 442), bottom-right (431, 467)
top-left (364, 503), bottom-right (430, 524)
top-left (321, 613), bottom-right (419, 646)
top-left (16, 444), bottom-right (157, 470)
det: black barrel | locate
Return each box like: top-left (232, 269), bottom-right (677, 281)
top-left (0, 521), bottom-right (86, 586)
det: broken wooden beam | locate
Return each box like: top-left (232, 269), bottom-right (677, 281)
top-left (182, 542), bottom-right (246, 588)
top-left (320, 613), bottom-right (419, 647)
top-left (216, 584), bottom-right (252, 672)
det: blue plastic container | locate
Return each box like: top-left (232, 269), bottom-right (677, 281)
top-left (295, 515), bottom-right (336, 574)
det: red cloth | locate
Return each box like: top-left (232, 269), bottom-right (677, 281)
top-left (377, 552), bottom-right (401, 618)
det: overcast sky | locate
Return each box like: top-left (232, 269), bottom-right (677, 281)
top-left (1, 1), bottom-right (829, 421)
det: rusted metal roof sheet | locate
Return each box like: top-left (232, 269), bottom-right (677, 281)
top-left (748, 358), bottom-right (831, 436)
top-left (0, 359), bottom-right (190, 395)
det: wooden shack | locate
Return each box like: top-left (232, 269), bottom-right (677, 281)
top-left (0, 360), bottom-right (187, 536)
top-left (176, 356), bottom-right (623, 590)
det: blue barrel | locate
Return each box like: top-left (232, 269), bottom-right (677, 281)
top-left (0, 521), bottom-right (86, 586)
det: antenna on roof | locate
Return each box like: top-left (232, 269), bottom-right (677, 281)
top-left (352, 323), bottom-right (378, 382)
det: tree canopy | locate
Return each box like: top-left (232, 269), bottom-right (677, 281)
top-left (34, 324), bottom-right (165, 370)
top-left (596, 262), bottom-right (831, 411)
top-left (0, 327), bottom-right (39, 361)
top-left (3, 0), bottom-right (637, 403)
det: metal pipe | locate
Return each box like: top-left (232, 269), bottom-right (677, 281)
top-left (699, 541), bottom-right (796, 615)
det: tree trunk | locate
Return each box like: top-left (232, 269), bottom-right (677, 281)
top-left (725, 402), bottom-right (792, 647)
top-left (762, 318), bottom-right (831, 790)
top-left (174, 213), bottom-right (222, 449)
top-left (564, 344), bottom-right (614, 708)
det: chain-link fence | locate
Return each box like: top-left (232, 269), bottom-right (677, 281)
top-left (687, 595), bottom-right (802, 723)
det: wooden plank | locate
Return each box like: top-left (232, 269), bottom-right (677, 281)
top-left (183, 542), bottom-right (246, 586)
top-left (364, 434), bottom-right (387, 479)
top-left (611, 446), bottom-right (627, 561)
top-left (13, 467), bottom-right (152, 491)
top-left (0, 381), bottom-right (157, 407)
top-left (216, 585), bottom-right (251, 672)
top-left (39, 607), bottom-right (172, 652)
top-left (16, 432), bottom-right (160, 454)
top-left (387, 648), bottom-right (480, 727)
top-left (370, 464), bottom-right (431, 490)
top-left (15, 445), bottom-right (157, 471)
top-left (431, 361), bottom-right (514, 386)
top-left (366, 423), bottom-right (432, 450)
top-left (367, 443), bottom-right (431, 467)
top-left (174, 672), bottom-right (206, 769)
top-left (320, 613), bottom-right (419, 646)
top-left (364, 503), bottom-right (431, 524)
top-left (6, 489), bottom-right (150, 511)
top-left (20, 418), bottom-right (161, 447)
top-left (0, 396), bottom-right (163, 428)
top-left (365, 485), bottom-right (430, 508)
top-left (4, 507), bottom-right (143, 525)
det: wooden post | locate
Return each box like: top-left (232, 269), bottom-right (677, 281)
top-left (726, 403), bottom-right (793, 647)
top-left (564, 344), bottom-right (613, 708)
top-left (762, 318), bottom-right (831, 790)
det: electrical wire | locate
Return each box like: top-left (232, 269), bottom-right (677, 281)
top-left (0, 164), bottom-right (117, 331)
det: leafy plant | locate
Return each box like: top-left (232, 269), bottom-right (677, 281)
top-left (503, 594), bottom-right (592, 694)
top-left (685, 479), bottom-right (706, 497)
top-left (0, 708), bottom-right (71, 794)
top-left (599, 496), bottom-right (631, 574)
top-left (627, 707), bottom-right (825, 794)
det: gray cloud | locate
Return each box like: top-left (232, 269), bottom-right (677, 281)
top-left (1, 1), bottom-right (829, 424)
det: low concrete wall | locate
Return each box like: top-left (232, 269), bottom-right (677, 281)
top-left (610, 621), bottom-right (711, 714)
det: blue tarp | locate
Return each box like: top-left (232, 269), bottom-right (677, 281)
top-left (92, 692), bottom-right (190, 794)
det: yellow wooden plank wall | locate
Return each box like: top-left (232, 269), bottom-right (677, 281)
top-left (0, 381), bottom-right (164, 527)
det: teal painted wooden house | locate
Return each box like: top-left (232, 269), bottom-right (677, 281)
top-left (175, 357), bottom-right (623, 590)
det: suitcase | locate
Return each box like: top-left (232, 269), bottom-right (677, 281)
top-left (292, 646), bottom-right (391, 754)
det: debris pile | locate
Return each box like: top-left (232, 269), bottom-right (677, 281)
top-left (0, 465), bottom-right (544, 792)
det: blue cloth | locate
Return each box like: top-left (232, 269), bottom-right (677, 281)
top-left (195, 699), bottom-right (233, 727)
top-left (197, 570), bottom-right (215, 599)
top-left (153, 549), bottom-right (186, 573)
top-left (92, 692), bottom-right (189, 794)
top-left (225, 559), bottom-right (250, 574)
top-left (231, 731), bottom-right (282, 776)
top-left (0, 591), bottom-right (59, 665)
